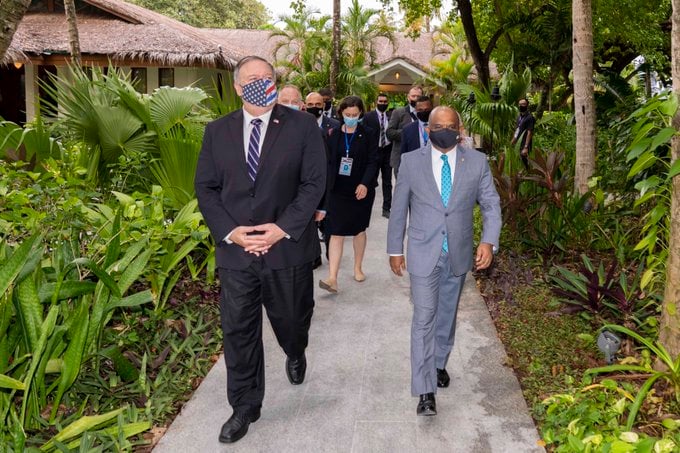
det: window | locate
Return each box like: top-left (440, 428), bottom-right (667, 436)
top-left (159, 68), bottom-right (174, 87)
top-left (131, 67), bottom-right (147, 93)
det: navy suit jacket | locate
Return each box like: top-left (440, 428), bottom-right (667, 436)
top-left (400, 121), bottom-right (424, 156)
top-left (195, 104), bottom-right (327, 270)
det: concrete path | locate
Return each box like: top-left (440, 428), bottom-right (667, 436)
top-left (154, 191), bottom-right (545, 453)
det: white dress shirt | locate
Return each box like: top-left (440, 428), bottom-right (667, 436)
top-left (242, 108), bottom-right (273, 160)
top-left (431, 145), bottom-right (457, 195)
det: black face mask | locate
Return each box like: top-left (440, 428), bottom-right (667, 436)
top-left (416, 110), bottom-right (431, 123)
top-left (307, 107), bottom-right (323, 118)
top-left (519, 105), bottom-right (528, 113)
top-left (429, 129), bottom-right (460, 151)
top-left (324, 100), bottom-right (332, 110)
top-left (409, 100), bottom-right (417, 108)
top-left (376, 104), bottom-right (388, 112)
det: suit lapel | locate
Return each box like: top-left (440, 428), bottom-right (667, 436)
top-left (447, 145), bottom-right (466, 209)
top-left (227, 110), bottom-right (248, 179)
top-left (257, 104), bottom-right (285, 177)
top-left (420, 145), bottom-right (442, 205)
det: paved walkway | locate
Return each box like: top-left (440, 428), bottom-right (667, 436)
top-left (154, 191), bottom-right (545, 453)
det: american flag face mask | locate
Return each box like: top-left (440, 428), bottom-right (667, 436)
top-left (241, 78), bottom-right (277, 107)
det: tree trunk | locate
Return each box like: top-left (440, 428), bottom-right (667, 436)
top-left (659, 0), bottom-right (680, 361)
top-left (572, 0), bottom-right (596, 195)
top-left (64, 0), bottom-right (81, 65)
top-left (457, 0), bottom-right (490, 90)
top-left (0, 0), bottom-right (31, 61)
top-left (330, 0), bottom-right (341, 94)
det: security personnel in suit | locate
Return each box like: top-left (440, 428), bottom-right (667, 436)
top-left (362, 92), bottom-right (393, 218)
top-left (195, 56), bottom-right (326, 444)
top-left (386, 85), bottom-right (423, 177)
top-left (400, 96), bottom-right (433, 156)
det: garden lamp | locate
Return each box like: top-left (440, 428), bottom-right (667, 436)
top-left (467, 92), bottom-right (476, 106)
top-left (597, 330), bottom-right (621, 364)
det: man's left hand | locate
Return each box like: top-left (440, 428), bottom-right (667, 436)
top-left (475, 243), bottom-right (494, 270)
top-left (252, 223), bottom-right (287, 251)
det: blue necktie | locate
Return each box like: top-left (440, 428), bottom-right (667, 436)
top-left (247, 118), bottom-right (263, 182)
top-left (441, 154), bottom-right (451, 252)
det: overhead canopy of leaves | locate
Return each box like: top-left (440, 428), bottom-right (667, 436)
top-left (125, 0), bottom-right (270, 28)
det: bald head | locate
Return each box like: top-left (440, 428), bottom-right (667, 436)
top-left (305, 92), bottom-right (324, 107)
top-left (429, 106), bottom-right (459, 128)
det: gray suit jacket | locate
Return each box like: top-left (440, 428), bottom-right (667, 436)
top-left (386, 144), bottom-right (502, 277)
top-left (386, 105), bottom-right (416, 169)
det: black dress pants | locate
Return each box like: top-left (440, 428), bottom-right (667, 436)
top-left (377, 145), bottom-right (393, 211)
top-left (218, 259), bottom-right (314, 415)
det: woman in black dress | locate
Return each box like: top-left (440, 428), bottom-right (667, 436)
top-left (319, 96), bottom-right (379, 293)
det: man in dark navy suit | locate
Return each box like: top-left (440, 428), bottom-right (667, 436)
top-left (195, 56), bottom-right (326, 444)
top-left (401, 96), bottom-right (433, 156)
top-left (363, 92), bottom-right (393, 217)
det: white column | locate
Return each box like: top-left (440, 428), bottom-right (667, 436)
top-left (24, 63), bottom-right (37, 122)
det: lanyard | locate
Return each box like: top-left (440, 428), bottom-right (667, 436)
top-left (344, 131), bottom-right (357, 157)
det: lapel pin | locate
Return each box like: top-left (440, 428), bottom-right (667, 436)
top-left (273, 119), bottom-right (279, 124)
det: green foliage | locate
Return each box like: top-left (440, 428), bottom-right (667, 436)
top-left (541, 379), bottom-right (680, 452)
top-left (621, 92), bottom-right (678, 291)
top-left (272, 0), bottom-right (392, 100)
top-left (586, 325), bottom-right (680, 431)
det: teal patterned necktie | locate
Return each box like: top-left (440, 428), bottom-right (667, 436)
top-left (441, 154), bottom-right (451, 252)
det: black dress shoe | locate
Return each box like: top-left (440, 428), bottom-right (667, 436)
top-left (286, 354), bottom-right (306, 385)
top-left (417, 393), bottom-right (436, 416)
top-left (437, 368), bottom-right (450, 388)
top-left (219, 409), bottom-right (260, 443)
top-left (382, 209), bottom-right (390, 218)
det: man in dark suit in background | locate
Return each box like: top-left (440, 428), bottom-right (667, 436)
top-left (195, 56), bottom-right (326, 444)
top-left (306, 91), bottom-right (340, 264)
top-left (387, 85), bottom-right (422, 177)
top-left (319, 86), bottom-right (338, 120)
top-left (400, 95), bottom-right (433, 156)
top-left (363, 92), bottom-right (393, 218)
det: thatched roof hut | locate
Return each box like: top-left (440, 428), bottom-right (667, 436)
top-left (3, 0), bottom-right (243, 69)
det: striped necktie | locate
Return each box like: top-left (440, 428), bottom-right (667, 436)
top-left (441, 154), bottom-right (451, 252)
top-left (247, 118), bottom-right (263, 182)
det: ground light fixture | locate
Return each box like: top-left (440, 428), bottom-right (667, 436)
top-left (597, 330), bottom-right (621, 364)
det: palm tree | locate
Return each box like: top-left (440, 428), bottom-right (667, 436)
top-left (0, 0), bottom-right (31, 59)
top-left (64, 0), bottom-right (82, 65)
top-left (269, 6), bottom-right (327, 66)
top-left (572, 0), bottom-right (596, 195)
top-left (330, 0), bottom-right (341, 93)
top-left (659, 0), bottom-right (680, 360)
top-left (342, 0), bottom-right (396, 68)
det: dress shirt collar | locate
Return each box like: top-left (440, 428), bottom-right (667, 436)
top-left (243, 106), bottom-right (273, 126)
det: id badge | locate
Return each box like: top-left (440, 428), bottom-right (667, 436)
top-left (339, 157), bottom-right (353, 176)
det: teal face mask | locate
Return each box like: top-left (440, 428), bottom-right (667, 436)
top-left (343, 116), bottom-right (359, 128)
top-left (282, 103), bottom-right (300, 110)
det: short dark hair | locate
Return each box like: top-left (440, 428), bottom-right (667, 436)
top-left (234, 56), bottom-right (275, 84)
top-left (416, 95), bottom-right (432, 104)
top-left (337, 95), bottom-right (364, 118)
top-left (519, 98), bottom-right (529, 104)
top-left (319, 87), bottom-right (333, 97)
top-left (377, 92), bottom-right (389, 99)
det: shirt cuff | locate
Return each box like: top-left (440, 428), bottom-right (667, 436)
top-left (389, 254), bottom-right (404, 257)
top-left (223, 229), bottom-right (236, 245)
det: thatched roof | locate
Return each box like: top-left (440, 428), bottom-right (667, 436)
top-left (204, 29), bottom-right (444, 71)
top-left (3, 0), bottom-right (243, 69)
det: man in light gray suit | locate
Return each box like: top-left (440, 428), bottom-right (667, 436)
top-left (386, 85), bottom-right (422, 177)
top-left (386, 106), bottom-right (501, 416)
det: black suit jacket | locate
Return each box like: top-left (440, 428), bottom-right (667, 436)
top-left (195, 104), bottom-right (327, 270)
top-left (400, 121), bottom-right (424, 155)
top-left (320, 115), bottom-right (341, 137)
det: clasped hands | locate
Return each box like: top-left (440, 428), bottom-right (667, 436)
top-left (230, 223), bottom-right (286, 256)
